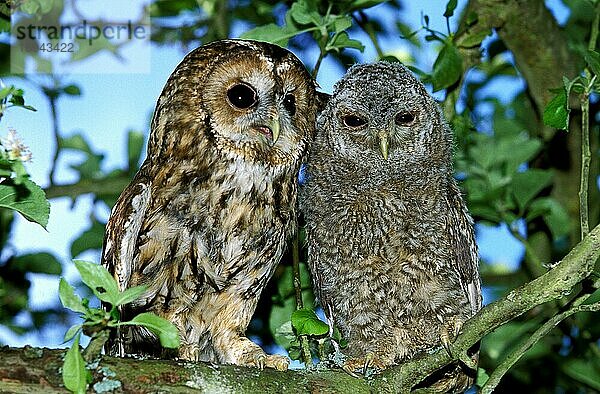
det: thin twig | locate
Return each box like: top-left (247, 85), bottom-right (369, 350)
top-left (579, 7), bottom-right (600, 239)
top-left (312, 50), bottom-right (326, 78)
top-left (355, 12), bottom-right (384, 59)
top-left (292, 229), bottom-right (312, 367)
top-left (579, 91), bottom-right (591, 239)
top-left (46, 78), bottom-right (62, 186)
top-left (481, 302), bottom-right (600, 393)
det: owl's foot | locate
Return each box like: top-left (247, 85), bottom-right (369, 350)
top-left (439, 316), bottom-right (463, 356)
top-left (238, 349), bottom-right (289, 371)
top-left (439, 317), bottom-right (477, 371)
top-left (227, 336), bottom-right (290, 371)
top-left (342, 352), bottom-right (393, 377)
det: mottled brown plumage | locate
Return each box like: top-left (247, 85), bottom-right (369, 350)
top-left (101, 39), bottom-right (318, 370)
top-left (300, 62), bottom-right (481, 391)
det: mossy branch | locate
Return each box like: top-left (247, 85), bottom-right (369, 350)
top-left (1, 223), bottom-right (597, 393)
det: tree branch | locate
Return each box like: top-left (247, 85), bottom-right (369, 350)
top-left (2, 223), bottom-right (597, 393)
top-left (43, 176), bottom-right (131, 201)
top-left (481, 302), bottom-right (600, 392)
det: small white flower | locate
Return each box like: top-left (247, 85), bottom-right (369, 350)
top-left (1, 128), bottom-right (32, 162)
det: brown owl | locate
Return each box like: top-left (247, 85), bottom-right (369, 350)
top-left (300, 62), bottom-right (481, 391)
top-left (101, 39), bottom-right (319, 370)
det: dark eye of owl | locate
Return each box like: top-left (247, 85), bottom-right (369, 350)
top-left (226, 83), bottom-right (257, 110)
top-left (342, 114), bottom-right (367, 128)
top-left (283, 93), bottom-right (296, 116)
top-left (395, 112), bottom-right (415, 125)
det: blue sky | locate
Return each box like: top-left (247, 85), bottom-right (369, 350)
top-left (0, 0), bottom-right (570, 347)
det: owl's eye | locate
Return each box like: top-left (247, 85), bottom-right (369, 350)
top-left (227, 83), bottom-right (257, 109)
top-left (283, 93), bottom-right (296, 116)
top-left (395, 112), bottom-right (415, 125)
top-left (342, 114), bottom-right (367, 128)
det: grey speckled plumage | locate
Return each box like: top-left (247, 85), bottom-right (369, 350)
top-left (300, 62), bottom-right (481, 391)
top-left (101, 39), bottom-right (319, 370)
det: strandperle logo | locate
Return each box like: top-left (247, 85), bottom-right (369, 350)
top-left (9, 1), bottom-right (151, 75)
top-left (14, 20), bottom-right (148, 46)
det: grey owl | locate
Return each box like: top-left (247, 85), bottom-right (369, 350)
top-left (300, 62), bottom-right (481, 391)
top-left (101, 39), bottom-right (319, 370)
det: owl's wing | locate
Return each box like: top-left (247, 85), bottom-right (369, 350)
top-left (447, 181), bottom-right (482, 315)
top-left (101, 174), bottom-right (151, 293)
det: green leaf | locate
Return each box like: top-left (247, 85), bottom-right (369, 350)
top-left (73, 260), bottom-right (120, 305)
top-left (37, 0), bottom-right (56, 13)
top-left (290, 1), bottom-right (321, 26)
top-left (496, 137), bottom-right (542, 173)
top-left (70, 36), bottom-right (120, 62)
top-left (543, 88), bottom-right (569, 130)
top-left (562, 359), bottom-right (600, 391)
top-left (59, 278), bottom-right (87, 314)
top-left (59, 134), bottom-right (93, 154)
top-left (0, 178), bottom-right (50, 228)
top-left (347, 0), bottom-right (387, 11)
top-left (270, 298), bottom-right (297, 349)
top-left (332, 15), bottom-right (352, 33)
top-left (70, 221), bottom-right (105, 258)
top-left (9, 93), bottom-right (24, 106)
top-left (475, 368), bottom-right (490, 388)
top-left (64, 324), bottom-right (82, 342)
top-left (444, 0), bottom-right (458, 18)
top-left (288, 344), bottom-right (302, 360)
top-left (291, 308), bottom-right (329, 337)
top-left (129, 313), bottom-right (180, 349)
top-left (62, 84), bottom-right (82, 96)
top-left (70, 153), bottom-right (104, 180)
top-left (273, 321), bottom-right (296, 351)
top-left (327, 31), bottom-right (365, 52)
top-left (584, 287), bottom-right (600, 305)
top-left (11, 252), bottom-right (62, 275)
top-left (114, 285), bottom-right (148, 307)
top-left (431, 41), bottom-right (463, 91)
top-left (459, 29), bottom-right (492, 48)
top-left (0, 86), bottom-right (14, 100)
top-left (527, 198), bottom-right (571, 239)
top-left (62, 334), bottom-right (87, 394)
top-left (241, 24), bottom-right (299, 47)
top-left (127, 130), bottom-right (145, 172)
top-left (511, 169), bottom-right (553, 211)
top-left (585, 50), bottom-right (600, 76)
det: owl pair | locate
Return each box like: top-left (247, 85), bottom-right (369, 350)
top-left (101, 39), bottom-right (480, 389)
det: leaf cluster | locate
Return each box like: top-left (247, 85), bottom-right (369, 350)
top-left (59, 260), bottom-right (180, 393)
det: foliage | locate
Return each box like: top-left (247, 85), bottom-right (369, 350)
top-left (0, 82), bottom-right (56, 338)
top-left (59, 260), bottom-right (179, 393)
top-left (0, 0), bottom-right (598, 392)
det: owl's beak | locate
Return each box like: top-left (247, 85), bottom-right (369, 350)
top-left (379, 133), bottom-right (389, 160)
top-left (255, 115), bottom-right (281, 144)
top-left (270, 115), bottom-right (281, 144)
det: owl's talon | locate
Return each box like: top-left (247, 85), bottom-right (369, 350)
top-left (440, 316), bottom-right (465, 357)
top-left (440, 333), bottom-right (453, 357)
top-left (342, 363), bottom-right (361, 378)
top-left (265, 354), bottom-right (289, 371)
top-left (363, 352), bottom-right (374, 374)
top-left (255, 354), bottom-right (266, 370)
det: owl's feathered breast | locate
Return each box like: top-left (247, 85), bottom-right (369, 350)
top-left (105, 144), bottom-right (299, 321)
